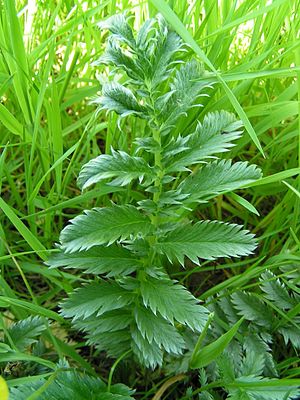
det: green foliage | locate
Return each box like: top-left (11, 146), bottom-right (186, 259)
top-left (48, 245), bottom-right (143, 277)
top-left (48, 13), bottom-right (260, 370)
top-left (6, 316), bottom-right (46, 352)
top-left (61, 281), bottom-right (134, 320)
top-left (77, 149), bottom-right (154, 189)
top-left (59, 205), bottom-right (151, 252)
top-left (94, 82), bottom-right (147, 118)
top-left (0, 1), bottom-right (299, 399)
top-left (140, 277), bottom-right (208, 331)
top-left (218, 352), bottom-right (300, 400)
top-left (179, 159), bottom-right (262, 203)
top-left (162, 111), bottom-right (244, 172)
top-left (9, 368), bottom-right (135, 400)
top-left (156, 221), bottom-right (256, 265)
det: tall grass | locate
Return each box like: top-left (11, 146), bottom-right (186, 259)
top-left (0, 0), bottom-right (299, 395)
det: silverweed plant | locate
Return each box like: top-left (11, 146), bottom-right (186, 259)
top-left (48, 14), bottom-right (262, 369)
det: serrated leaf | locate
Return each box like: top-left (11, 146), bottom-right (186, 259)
top-left (231, 292), bottom-right (273, 328)
top-left (179, 160), bottom-right (262, 202)
top-left (218, 296), bottom-right (240, 326)
top-left (260, 270), bottom-right (296, 310)
top-left (131, 325), bottom-right (164, 369)
top-left (158, 60), bottom-right (210, 134)
top-left (156, 221), bottom-right (257, 265)
top-left (9, 369), bottom-right (135, 400)
top-left (279, 324), bottom-right (300, 349)
top-left (86, 329), bottom-right (132, 358)
top-left (134, 136), bottom-right (160, 153)
top-left (228, 376), bottom-right (300, 400)
top-left (98, 14), bottom-right (136, 48)
top-left (140, 277), bottom-right (208, 332)
top-left (7, 316), bottom-right (47, 351)
top-left (217, 353), bottom-right (236, 384)
top-left (148, 29), bottom-right (182, 88)
top-left (243, 334), bottom-right (277, 377)
top-left (95, 39), bottom-right (142, 81)
top-left (47, 245), bottom-right (142, 277)
top-left (61, 281), bottom-right (134, 320)
top-left (199, 392), bottom-right (214, 400)
top-left (60, 205), bottom-right (151, 253)
top-left (94, 82), bottom-right (145, 117)
top-left (74, 309), bottom-right (133, 334)
top-left (162, 134), bottom-right (190, 157)
top-left (77, 149), bottom-right (154, 190)
top-left (134, 306), bottom-right (185, 354)
top-left (164, 111), bottom-right (243, 172)
top-left (240, 351), bottom-right (265, 377)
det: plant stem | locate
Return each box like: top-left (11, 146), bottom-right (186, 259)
top-left (107, 349), bottom-right (132, 392)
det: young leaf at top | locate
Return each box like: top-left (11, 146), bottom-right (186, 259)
top-left (157, 60), bottom-right (210, 135)
top-left (98, 14), bottom-right (136, 49)
top-left (93, 82), bottom-right (146, 118)
top-left (144, 16), bottom-right (183, 89)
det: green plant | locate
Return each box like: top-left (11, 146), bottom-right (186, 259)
top-left (48, 13), bottom-right (261, 370)
top-left (9, 366), bottom-right (135, 400)
top-left (177, 268), bottom-right (300, 399)
top-left (0, 316), bottom-right (135, 399)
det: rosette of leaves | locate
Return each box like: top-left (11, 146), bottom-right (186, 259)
top-left (48, 14), bottom-right (262, 369)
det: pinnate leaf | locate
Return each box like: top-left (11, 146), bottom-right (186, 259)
top-left (7, 316), bottom-right (46, 351)
top-left (147, 28), bottom-right (182, 88)
top-left (158, 60), bottom-right (209, 134)
top-left (60, 205), bottom-right (151, 253)
top-left (96, 39), bottom-right (142, 80)
top-left (85, 329), bottom-right (132, 358)
top-left (156, 221), bottom-right (257, 265)
top-left (140, 277), bottom-right (208, 332)
top-left (260, 270), bottom-right (296, 310)
top-left (179, 160), bottom-right (262, 203)
top-left (98, 14), bottom-right (136, 48)
top-left (164, 111), bottom-right (243, 172)
top-left (77, 149), bottom-right (154, 190)
top-left (61, 281), bottom-right (134, 320)
top-left (94, 82), bottom-right (145, 117)
top-left (74, 309), bottom-right (133, 334)
top-left (47, 245), bottom-right (142, 277)
top-left (131, 326), bottom-right (163, 369)
top-left (134, 306), bottom-right (185, 354)
top-left (10, 369), bottom-right (135, 400)
top-left (231, 292), bottom-right (273, 328)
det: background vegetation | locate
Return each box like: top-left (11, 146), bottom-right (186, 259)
top-left (0, 0), bottom-right (299, 398)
